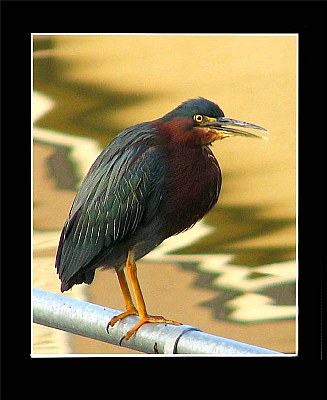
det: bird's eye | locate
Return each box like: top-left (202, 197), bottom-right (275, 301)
top-left (194, 114), bottom-right (203, 123)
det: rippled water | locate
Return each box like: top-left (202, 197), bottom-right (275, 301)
top-left (33, 34), bottom-right (297, 355)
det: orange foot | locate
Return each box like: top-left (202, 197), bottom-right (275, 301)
top-left (108, 307), bottom-right (138, 328)
top-left (108, 312), bottom-right (181, 341)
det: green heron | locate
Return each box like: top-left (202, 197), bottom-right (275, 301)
top-left (55, 97), bottom-right (267, 340)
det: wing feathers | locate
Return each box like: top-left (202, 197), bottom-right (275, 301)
top-left (56, 126), bottom-right (164, 290)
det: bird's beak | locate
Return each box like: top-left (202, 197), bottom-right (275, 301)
top-left (206, 117), bottom-right (268, 140)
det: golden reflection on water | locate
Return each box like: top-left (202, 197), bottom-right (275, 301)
top-left (33, 35), bottom-right (297, 355)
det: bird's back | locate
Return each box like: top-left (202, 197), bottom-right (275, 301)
top-left (55, 123), bottom-right (165, 291)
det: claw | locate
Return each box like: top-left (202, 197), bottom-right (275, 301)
top-left (121, 315), bottom-right (182, 341)
top-left (108, 307), bottom-right (138, 327)
top-left (106, 306), bottom-right (138, 334)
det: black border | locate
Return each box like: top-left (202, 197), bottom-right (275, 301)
top-left (1, 1), bottom-right (326, 399)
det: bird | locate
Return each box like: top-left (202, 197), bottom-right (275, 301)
top-left (55, 97), bottom-right (267, 341)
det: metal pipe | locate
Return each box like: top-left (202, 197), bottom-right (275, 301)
top-left (33, 288), bottom-right (281, 355)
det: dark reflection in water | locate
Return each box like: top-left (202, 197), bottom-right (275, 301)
top-left (33, 36), bottom-right (296, 352)
top-left (46, 147), bottom-right (79, 191)
top-left (34, 38), bottom-right (150, 146)
top-left (180, 257), bottom-right (296, 322)
top-left (184, 204), bottom-right (294, 265)
top-left (36, 78), bottom-right (149, 146)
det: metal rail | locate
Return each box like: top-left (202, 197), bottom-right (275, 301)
top-left (33, 288), bottom-right (281, 355)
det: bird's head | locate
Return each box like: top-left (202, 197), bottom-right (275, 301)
top-left (155, 97), bottom-right (268, 146)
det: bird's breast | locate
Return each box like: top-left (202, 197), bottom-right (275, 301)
top-left (158, 145), bottom-right (221, 238)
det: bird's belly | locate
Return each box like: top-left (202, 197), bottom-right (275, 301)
top-left (159, 154), bottom-right (221, 237)
top-left (160, 191), bottom-right (217, 237)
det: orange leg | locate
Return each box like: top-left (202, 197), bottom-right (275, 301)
top-left (110, 251), bottom-right (181, 341)
top-left (108, 269), bottom-right (138, 327)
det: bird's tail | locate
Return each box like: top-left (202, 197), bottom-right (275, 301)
top-left (55, 226), bottom-right (95, 292)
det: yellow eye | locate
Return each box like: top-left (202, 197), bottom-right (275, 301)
top-left (194, 114), bottom-right (203, 123)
